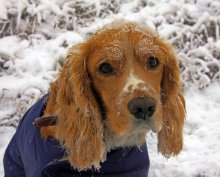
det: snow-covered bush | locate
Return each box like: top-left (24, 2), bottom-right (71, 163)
top-left (0, 0), bottom-right (123, 38)
top-left (157, 2), bottom-right (220, 89)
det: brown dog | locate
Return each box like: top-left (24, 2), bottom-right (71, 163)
top-left (40, 20), bottom-right (185, 170)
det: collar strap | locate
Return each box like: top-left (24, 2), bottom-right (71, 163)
top-left (33, 115), bottom-right (58, 127)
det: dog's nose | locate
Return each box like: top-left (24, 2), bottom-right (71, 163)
top-left (127, 97), bottom-right (156, 120)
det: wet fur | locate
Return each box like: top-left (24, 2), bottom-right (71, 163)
top-left (41, 20), bottom-right (186, 170)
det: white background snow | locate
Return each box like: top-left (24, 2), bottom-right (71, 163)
top-left (0, 0), bottom-right (220, 177)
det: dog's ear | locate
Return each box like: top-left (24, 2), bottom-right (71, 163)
top-left (54, 43), bottom-right (105, 170)
top-left (158, 44), bottom-right (186, 157)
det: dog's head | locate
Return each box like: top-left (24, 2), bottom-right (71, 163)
top-left (45, 20), bottom-right (185, 170)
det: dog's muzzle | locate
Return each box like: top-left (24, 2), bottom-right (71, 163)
top-left (127, 97), bottom-right (156, 120)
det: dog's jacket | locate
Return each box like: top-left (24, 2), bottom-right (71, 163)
top-left (4, 94), bottom-right (150, 177)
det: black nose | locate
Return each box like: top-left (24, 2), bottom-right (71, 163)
top-left (127, 97), bottom-right (156, 120)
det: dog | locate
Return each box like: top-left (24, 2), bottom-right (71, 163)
top-left (4, 20), bottom-right (185, 177)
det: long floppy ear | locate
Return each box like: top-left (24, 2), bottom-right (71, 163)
top-left (53, 43), bottom-right (105, 170)
top-left (158, 44), bottom-right (186, 157)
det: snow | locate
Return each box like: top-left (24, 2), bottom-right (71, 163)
top-left (147, 83), bottom-right (220, 177)
top-left (0, 0), bottom-right (8, 20)
top-left (0, 0), bottom-right (220, 176)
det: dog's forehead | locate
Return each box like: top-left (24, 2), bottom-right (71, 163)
top-left (87, 21), bottom-right (166, 69)
top-left (93, 23), bottom-right (161, 58)
top-left (89, 21), bottom-right (158, 46)
top-left (102, 42), bottom-right (124, 61)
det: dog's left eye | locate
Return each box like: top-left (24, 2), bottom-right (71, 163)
top-left (147, 56), bottom-right (159, 69)
top-left (99, 63), bottom-right (115, 75)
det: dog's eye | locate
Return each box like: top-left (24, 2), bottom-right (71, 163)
top-left (99, 63), bottom-right (114, 75)
top-left (147, 56), bottom-right (159, 69)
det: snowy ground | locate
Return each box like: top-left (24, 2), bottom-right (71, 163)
top-left (0, 0), bottom-right (220, 176)
top-left (147, 83), bottom-right (220, 177)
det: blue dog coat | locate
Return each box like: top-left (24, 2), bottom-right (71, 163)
top-left (4, 94), bottom-right (150, 177)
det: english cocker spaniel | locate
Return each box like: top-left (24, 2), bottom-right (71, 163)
top-left (39, 20), bottom-right (186, 170)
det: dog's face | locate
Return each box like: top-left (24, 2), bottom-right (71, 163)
top-left (87, 25), bottom-right (181, 148)
top-left (44, 21), bottom-right (185, 170)
top-left (87, 24), bottom-right (168, 146)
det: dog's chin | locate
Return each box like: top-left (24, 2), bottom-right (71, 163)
top-left (105, 119), bottom-right (148, 151)
top-left (105, 114), bottom-right (162, 151)
top-left (133, 115), bottom-right (162, 133)
top-left (105, 130), bottom-right (147, 152)
top-left (146, 119), bottom-right (162, 133)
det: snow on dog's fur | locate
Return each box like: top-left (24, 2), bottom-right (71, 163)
top-left (41, 20), bottom-right (186, 170)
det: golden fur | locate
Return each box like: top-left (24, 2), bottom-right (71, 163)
top-left (41, 20), bottom-right (186, 170)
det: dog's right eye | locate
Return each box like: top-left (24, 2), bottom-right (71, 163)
top-left (99, 63), bottom-right (115, 75)
top-left (147, 56), bottom-right (159, 69)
